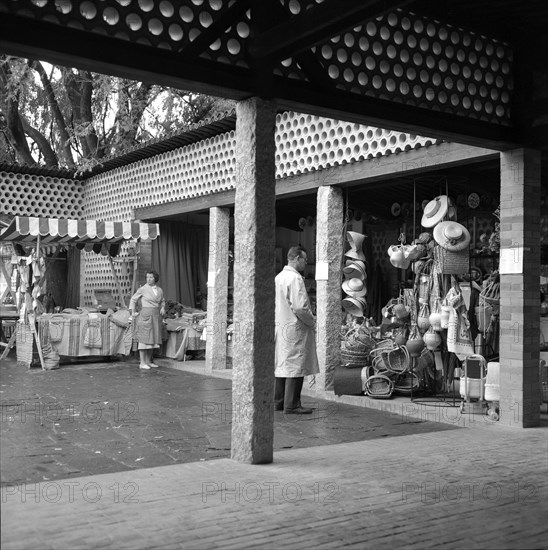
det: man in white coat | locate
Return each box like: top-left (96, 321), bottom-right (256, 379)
top-left (274, 246), bottom-right (319, 414)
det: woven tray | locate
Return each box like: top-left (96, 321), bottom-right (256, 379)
top-left (364, 373), bottom-right (394, 399)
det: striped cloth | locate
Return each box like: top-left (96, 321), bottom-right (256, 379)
top-left (38, 315), bottom-right (132, 357)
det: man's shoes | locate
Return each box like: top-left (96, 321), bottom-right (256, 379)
top-left (284, 407), bottom-right (313, 414)
top-left (148, 363), bottom-right (159, 368)
top-left (139, 364), bottom-right (151, 370)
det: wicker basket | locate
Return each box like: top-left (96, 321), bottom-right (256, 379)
top-left (372, 346), bottom-right (410, 374)
top-left (434, 245), bottom-right (469, 275)
top-left (340, 348), bottom-right (370, 368)
top-left (369, 340), bottom-right (397, 360)
top-left (394, 371), bottom-right (421, 394)
top-left (16, 322), bottom-right (40, 368)
top-left (364, 374), bottom-right (394, 399)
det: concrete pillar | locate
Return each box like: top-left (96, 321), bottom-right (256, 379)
top-left (205, 207), bottom-right (230, 371)
top-left (315, 186), bottom-right (344, 391)
top-left (231, 98), bottom-right (276, 464)
top-left (499, 148), bottom-right (541, 427)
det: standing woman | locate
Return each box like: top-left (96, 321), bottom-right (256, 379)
top-left (129, 270), bottom-right (165, 370)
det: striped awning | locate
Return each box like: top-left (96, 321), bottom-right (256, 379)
top-left (0, 216), bottom-right (160, 245)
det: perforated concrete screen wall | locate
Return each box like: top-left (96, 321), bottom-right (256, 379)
top-left (0, 172), bottom-right (84, 219)
top-left (2, 112), bottom-right (440, 307)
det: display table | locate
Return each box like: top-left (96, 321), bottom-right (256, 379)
top-left (36, 313), bottom-right (133, 357)
top-left (163, 318), bottom-right (205, 360)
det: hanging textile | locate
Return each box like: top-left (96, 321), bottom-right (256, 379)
top-left (65, 246), bottom-right (81, 309)
top-left (152, 221), bottom-right (208, 309)
top-left (445, 279), bottom-right (475, 360)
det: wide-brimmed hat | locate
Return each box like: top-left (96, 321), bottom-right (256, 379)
top-left (433, 221), bottom-right (471, 251)
top-left (345, 248), bottom-right (366, 261)
top-left (346, 231), bottom-right (365, 251)
top-left (421, 195), bottom-right (449, 228)
top-left (343, 260), bottom-right (367, 280)
top-left (342, 277), bottom-right (367, 297)
top-left (342, 296), bottom-right (367, 317)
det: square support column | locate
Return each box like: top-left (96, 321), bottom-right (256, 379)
top-left (499, 148), bottom-right (541, 427)
top-left (315, 186), bottom-right (344, 391)
top-left (205, 207), bottom-right (230, 371)
top-left (231, 98), bottom-right (277, 464)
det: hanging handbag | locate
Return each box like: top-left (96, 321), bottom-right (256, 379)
top-left (417, 302), bottom-right (431, 333)
top-left (434, 244), bottom-right (469, 275)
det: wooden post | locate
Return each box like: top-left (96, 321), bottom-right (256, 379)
top-left (108, 252), bottom-right (127, 308)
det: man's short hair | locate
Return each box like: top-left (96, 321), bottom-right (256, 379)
top-left (287, 246), bottom-right (306, 261)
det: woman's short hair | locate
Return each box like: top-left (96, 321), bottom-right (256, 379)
top-left (146, 270), bottom-right (160, 283)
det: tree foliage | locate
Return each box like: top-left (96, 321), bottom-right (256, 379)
top-left (0, 55), bottom-right (234, 172)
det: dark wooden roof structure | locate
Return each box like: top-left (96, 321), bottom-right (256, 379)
top-left (1, 0), bottom-right (547, 153)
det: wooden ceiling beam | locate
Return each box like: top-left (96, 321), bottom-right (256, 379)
top-left (179, 0), bottom-right (251, 60)
top-left (0, 14), bottom-right (254, 101)
top-left (248, 0), bottom-right (413, 63)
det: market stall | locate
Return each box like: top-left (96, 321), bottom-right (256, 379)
top-left (0, 216), bottom-right (160, 368)
top-left (335, 192), bottom-right (501, 418)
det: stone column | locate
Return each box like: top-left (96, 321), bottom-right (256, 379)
top-left (205, 207), bottom-right (230, 371)
top-left (499, 148), bottom-right (541, 427)
top-left (315, 186), bottom-right (344, 391)
top-left (231, 98), bottom-right (277, 464)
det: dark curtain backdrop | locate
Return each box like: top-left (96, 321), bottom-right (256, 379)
top-left (152, 221), bottom-right (209, 308)
top-left (65, 246), bottom-right (81, 309)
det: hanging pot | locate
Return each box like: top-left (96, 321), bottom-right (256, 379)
top-left (424, 327), bottom-right (441, 350)
top-left (405, 324), bottom-right (425, 358)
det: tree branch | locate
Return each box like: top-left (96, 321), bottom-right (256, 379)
top-left (21, 116), bottom-right (59, 166)
top-left (29, 60), bottom-right (75, 167)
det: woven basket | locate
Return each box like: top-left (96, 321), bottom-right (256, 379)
top-left (364, 374), bottom-right (394, 399)
top-left (16, 323), bottom-right (40, 368)
top-left (434, 245), bottom-right (469, 275)
top-left (340, 348), bottom-right (370, 368)
top-left (369, 340), bottom-right (397, 360)
top-left (480, 280), bottom-right (500, 311)
top-left (394, 371), bottom-right (421, 394)
top-left (372, 346), bottom-right (410, 374)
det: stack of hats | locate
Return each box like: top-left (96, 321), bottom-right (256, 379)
top-left (341, 231), bottom-right (367, 317)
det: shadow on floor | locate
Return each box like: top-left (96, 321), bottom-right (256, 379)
top-left (0, 355), bottom-right (459, 485)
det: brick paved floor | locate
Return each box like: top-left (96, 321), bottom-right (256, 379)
top-left (1, 423), bottom-right (546, 550)
top-left (1, 354), bottom-right (547, 549)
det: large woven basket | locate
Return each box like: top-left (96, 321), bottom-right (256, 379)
top-left (372, 345), bottom-right (410, 374)
top-left (394, 371), bottom-right (421, 394)
top-left (369, 340), bottom-right (397, 360)
top-left (340, 348), bottom-right (370, 368)
top-left (16, 323), bottom-right (40, 368)
top-left (364, 373), bottom-right (394, 399)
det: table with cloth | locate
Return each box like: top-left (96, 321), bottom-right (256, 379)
top-left (37, 312), bottom-right (133, 357)
top-left (163, 317), bottom-right (206, 360)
